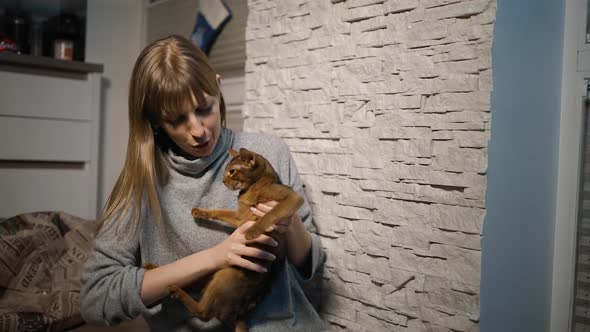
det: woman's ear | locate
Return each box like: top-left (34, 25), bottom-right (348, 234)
top-left (151, 125), bottom-right (161, 137)
top-left (216, 74), bottom-right (222, 89)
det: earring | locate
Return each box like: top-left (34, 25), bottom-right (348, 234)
top-left (152, 126), bottom-right (160, 137)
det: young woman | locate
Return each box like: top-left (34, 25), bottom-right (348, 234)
top-left (80, 35), bottom-right (325, 331)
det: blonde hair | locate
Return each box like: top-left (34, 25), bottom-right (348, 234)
top-left (98, 35), bottom-right (226, 235)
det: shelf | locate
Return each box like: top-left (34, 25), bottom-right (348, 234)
top-left (0, 52), bottom-right (103, 74)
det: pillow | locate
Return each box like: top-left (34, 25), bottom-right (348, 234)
top-left (0, 211), bottom-right (96, 332)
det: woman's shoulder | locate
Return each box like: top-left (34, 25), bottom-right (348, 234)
top-left (233, 131), bottom-right (289, 157)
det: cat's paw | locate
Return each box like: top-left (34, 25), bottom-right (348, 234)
top-left (245, 226), bottom-right (263, 240)
top-left (191, 208), bottom-right (209, 220)
top-left (167, 285), bottom-right (182, 299)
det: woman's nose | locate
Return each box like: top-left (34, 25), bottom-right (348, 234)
top-left (188, 113), bottom-right (205, 138)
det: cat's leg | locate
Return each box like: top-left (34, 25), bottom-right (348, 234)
top-left (245, 190), bottom-right (304, 240)
top-left (167, 285), bottom-right (213, 321)
top-left (235, 320), bottom-right (248, 332)
top-left (191, 208), bottom-right (242, 228)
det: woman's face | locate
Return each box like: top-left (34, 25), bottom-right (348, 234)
top-left (160, 90), bottom-right (222, 159)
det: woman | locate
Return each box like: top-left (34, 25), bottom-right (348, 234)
top-left (80, 35), bottom-right (325, 331)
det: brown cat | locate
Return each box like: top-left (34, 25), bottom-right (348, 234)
top-left (144, 148), bottom-right (304, 332)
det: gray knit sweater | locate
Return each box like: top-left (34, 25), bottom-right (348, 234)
top-left (80, 129), bottom-right (326, 331)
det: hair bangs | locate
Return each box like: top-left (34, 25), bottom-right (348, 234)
top-left (145, 68), bottom-right (216, 126)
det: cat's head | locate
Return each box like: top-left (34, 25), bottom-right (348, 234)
top-left (223, 148), bottom-right (275, 191)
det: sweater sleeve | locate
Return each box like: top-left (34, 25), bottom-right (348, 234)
top-left (277, 140), bottom-right (325, 286)
top-left (79, 212), bottom-right (151, 326)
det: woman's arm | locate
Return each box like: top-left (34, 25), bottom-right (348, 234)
top-left (280, 139), bottom-right (325, 280)
top-left (140, 247), bottom-right (218, 305)
top-left (80, 221), bottom-right (148, 326)
top-left (81, 220), bottom-right (277, 325)
top-left (284, 213), bottom-right (312, 267)
top-left (140, 221), bottom-right (278, 306)
top-left (240, 135), bottom-right (325, 282)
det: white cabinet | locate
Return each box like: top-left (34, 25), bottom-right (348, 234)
top-left (0, 53), bottom-right (103, 219)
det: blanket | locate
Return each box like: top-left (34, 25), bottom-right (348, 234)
top-left (0, 211), bottom-right (96, 332)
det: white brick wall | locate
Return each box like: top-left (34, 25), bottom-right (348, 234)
top-left (244, 0), bottom-right (496, 330)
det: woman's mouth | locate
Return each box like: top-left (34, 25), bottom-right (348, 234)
top-left (193, 141), bottom-right (209, 149)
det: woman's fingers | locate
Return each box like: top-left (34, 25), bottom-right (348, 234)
top-left (247, 233), bottom-right (278, 247)
top-left (237, 220), bottom-right (257, 233)
top-left (266, 215), bottom-right (293, 233)
top-left (252, 201), bottom-right (278, 214)
top-left (239, 221), bottom-right (279, 246)
top-left (277, 217), bottom-right (291, 226)
top-left (249, 207), bottom-right (265, 218)
top-left (233, 244), bottom-right (276, 262)
top-left (251, 201), bottom-right (289, 233)
top-left (265, 219), bottom-right (287, 233)
top-left (263, 201), bottom-right (278, 208)
top-left (227, 252), bottom-right (268, 273)
top-left (229, 241), bottom-right (276, 273)
top-left (217, 220), bottom-right (279, 272)
top-left (268, 224), bottom-right (287, 234)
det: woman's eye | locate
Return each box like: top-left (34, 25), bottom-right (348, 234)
top-left (195, 105), bottom-right (213, 116)
top-left (171, 115), bottom-right (187, 126)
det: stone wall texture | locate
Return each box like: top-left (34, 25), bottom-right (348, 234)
top-left (243, 0), bottom-right (496, 330)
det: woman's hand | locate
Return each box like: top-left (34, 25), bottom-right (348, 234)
top-left (211, 221), bottom-right (278, 273)
top-left (250, 201), bottom-right (312, 269)
top-left (249, 201), bottom-right (294, 234)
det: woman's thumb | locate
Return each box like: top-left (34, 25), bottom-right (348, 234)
top-left (239, 220), bottom-right (256, 232)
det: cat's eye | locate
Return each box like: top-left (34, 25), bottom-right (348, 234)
top-left (228, 169), bottom-right (236, 176)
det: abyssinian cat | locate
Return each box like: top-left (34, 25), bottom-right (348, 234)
top-left (144, 148), bottom-right (304, 332)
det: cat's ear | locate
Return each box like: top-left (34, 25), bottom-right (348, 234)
top-left (228, 148), bottom-right (239, 158)
top-left (239, 148), bottom-right (256, 167)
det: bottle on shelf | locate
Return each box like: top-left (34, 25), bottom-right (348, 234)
top-left (46, 14), bottom-right (81, 61)
top-left (29, 19), bottom-right (43, 57)
top-left (5, 9), bottom-right (31, 55)
top-left (0, 11), bottom-right (18, 53)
